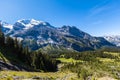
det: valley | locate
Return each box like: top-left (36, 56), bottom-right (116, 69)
top-left (1, 49), bottom-right (120, 80)
top-left (0, 20), bottom-right (120, 80)
top-left (1, 0), bottom-right (120, 80)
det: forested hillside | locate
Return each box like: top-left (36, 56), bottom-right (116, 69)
top-left (0, 24), bottom-right (57, 72)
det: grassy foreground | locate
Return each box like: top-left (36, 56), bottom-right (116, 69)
top-left (0, 51), bottom-right (120, 80)
top-left (0, 71), bottom-right (116, 80)
top-left (0, 71), bottom-right (77, 80)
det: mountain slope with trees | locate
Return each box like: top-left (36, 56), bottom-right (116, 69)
top-left (0, 24), bottom-right (57, 72)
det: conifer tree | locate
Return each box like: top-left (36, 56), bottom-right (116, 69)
top-left (0, 22), bottom-right (5, 46)
top-left (6, 36), bottom-right (14, 49)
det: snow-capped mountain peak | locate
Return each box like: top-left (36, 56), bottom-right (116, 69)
top-left (1, 19), bottom-right (114, 51)
top-left (16, 19), bottom-right (47, 29)
top-left (31, 19), bottom-right (45, 25)
top-left (17, 19), bottom-right (46, 25)
top-left (104, 35), bottom-right (120, 46)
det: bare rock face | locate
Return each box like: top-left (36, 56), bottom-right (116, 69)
top-left (0, 60), bottom-right (29, 71)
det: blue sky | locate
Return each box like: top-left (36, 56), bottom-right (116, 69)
top-left (0, 0), bottom-right (120, 36)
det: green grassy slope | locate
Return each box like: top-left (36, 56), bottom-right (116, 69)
top-left (57, 51), bottom-right (120, 80)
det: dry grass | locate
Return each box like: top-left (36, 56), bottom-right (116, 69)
top-left (0, 71), bottom-right (77, 80)
top-left (98, 76), bottom-right (117, 80)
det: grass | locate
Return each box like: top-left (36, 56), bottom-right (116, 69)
top-left (0, 71), bottom-right (116, 80)
top-left (97, 76), bottom-right (117, 80)
top-left (0, 51), bottom-right (120, 80)
top-left (97, 57), bottom-right (115, 62)
top-left (57, 58), bottom-right (83, 63)
top-left (0, 52), bottom-right (9, 62)
top-left (0, 71), bottom-right (77, 80)
top-left (104, 52), bottom-right (120, 56)
top-left (59, 52), bottom-right (120, 80)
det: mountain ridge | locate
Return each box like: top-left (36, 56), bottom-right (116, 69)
top-left (0, 19), bottom-right (115, 52)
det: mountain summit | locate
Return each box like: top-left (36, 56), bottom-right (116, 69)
top-left (16, 19), bottom-right (53, 30)
top-left (1, 19), bottom-right (114, 52)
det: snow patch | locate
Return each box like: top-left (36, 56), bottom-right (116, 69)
top-left (4, 24), bottom-right (13, 29)
top-left (17, 19), bottom-right (47, 30)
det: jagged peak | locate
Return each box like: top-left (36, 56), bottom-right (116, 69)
top-left (17, 19), bottom-right (46, 25)
top-left (15, 19), bottom-right (53, 29)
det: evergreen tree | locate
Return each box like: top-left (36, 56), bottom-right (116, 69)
top-left (0, 22), bottom-right (5, 46)
top-left (0, 22), bottom-right (2, 33)
top-left (14, 37), bottom-right (19, 49)
top-left (6, 36), bottom-right (14, 48)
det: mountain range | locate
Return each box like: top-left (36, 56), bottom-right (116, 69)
top-left (104, 35), bottom-right (120, 46)
top-left (0, 19), bottom-right (115, 52)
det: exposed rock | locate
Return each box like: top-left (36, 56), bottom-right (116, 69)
top-left (0, 60), bottom-right (30, 71)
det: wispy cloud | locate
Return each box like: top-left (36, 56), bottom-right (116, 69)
top-left (89, 0), bottom-right (111, 17)
top-left (90, 6), bottom-right (108, 16)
